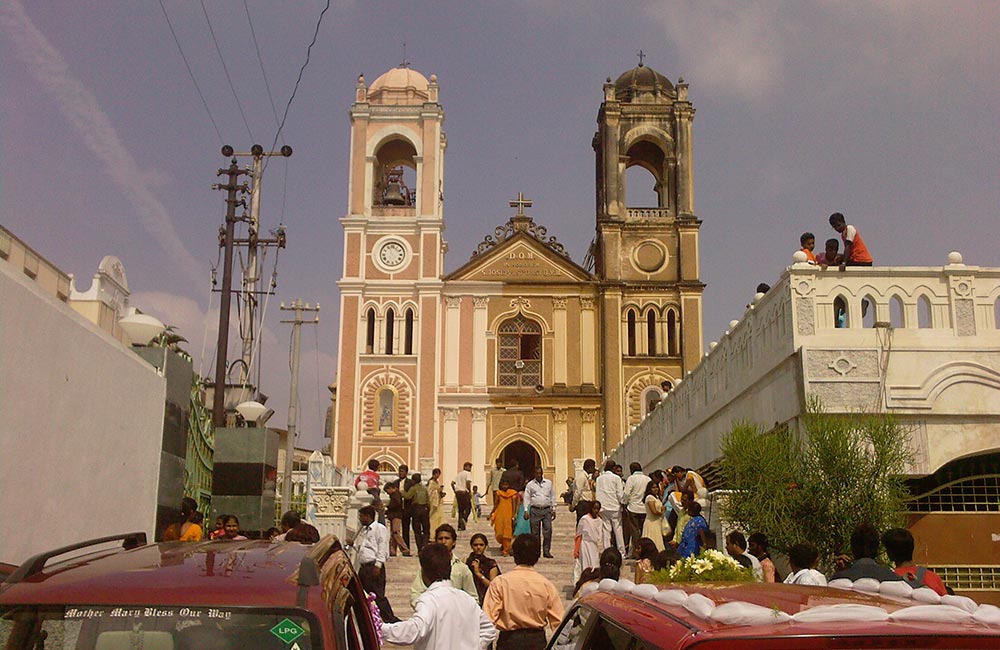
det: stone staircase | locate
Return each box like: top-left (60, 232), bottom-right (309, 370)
top-left (382, 503), bottom-right (580, 646)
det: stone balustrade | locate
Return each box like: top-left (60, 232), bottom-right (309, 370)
top-left (611, 253), bottom-right (1000, 477)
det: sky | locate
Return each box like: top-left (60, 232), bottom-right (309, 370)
top-left (2, 1), bottom-right (997, 452)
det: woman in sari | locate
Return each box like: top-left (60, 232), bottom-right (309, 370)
top-left (490, 479), bottom-right (518, 555)
top-left (466, 533), bottom-right (501, 605)
top-left (428, 468), bottom-right (445, 533)
top-left (641, 481), bottom-right (666, 551)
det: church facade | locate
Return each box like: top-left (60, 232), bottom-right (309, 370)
top-left (328, 63), bottom-right (704, 491)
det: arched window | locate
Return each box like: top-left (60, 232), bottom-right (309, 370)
top-left (626, 309), bottom-right (637, 356)
top-left (385, 309), bottom-right (395, 354)
top-left (646, 310), bottom-right (657, 355)
top-left (917, 296), bottom-right (932, 329)
top-left (889, 296), bottom-right (905, 328)
top-left (497, 314), bottom-right (542, 388)
top-left (365, 308), bottom-right (376, 354)
top-left (833, 296), bottom-right (848, 328)
top-left (861, 295), bottom-right (876, 328)
top-left (377, 460), bottom-right (396, 472)
top-left (666, 309), bottom-right (678, 356)
top-left (376, 388), bottom-right (395, 434)
top-left (641, 386), bottom-right (663, 420)
top-left (404, 308), bottom-right (414, 355)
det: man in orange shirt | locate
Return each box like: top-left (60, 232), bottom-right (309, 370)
top-left (829, 212), bottom-right (873, 269)
top-left (483, 534), bottom-right (564, 650)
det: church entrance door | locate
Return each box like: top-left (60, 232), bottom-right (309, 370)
top-left (500, 440), bottom-right (541, 484)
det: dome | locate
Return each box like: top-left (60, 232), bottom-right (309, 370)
top-left (613, 64), bottom-right (673, 102)
top-left (369, 66), bottom-right (430, 93)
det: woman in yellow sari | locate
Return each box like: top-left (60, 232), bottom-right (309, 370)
top-left (490, 479), bottom-right (519, 555)
top-left (428, 468), bottom-right (445, 533)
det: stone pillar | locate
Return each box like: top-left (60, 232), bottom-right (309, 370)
top-left (581, 410), bottom-right (599, 461)
top-left (441, 408), bottom-right (459, 490)
top-left (444, 296), bottom-right (461, 386)
top-left (553, 408), bottom-right (568, 490)
top-left (473, 297), bottom-right (489, 388)
top-left (553, 298), bottom-right (568, 386)
top-left (311, 486), bottom-right (353, 543)
top-left (472, 408), bottom-right (488, 493)
top-left (581, 297), bottom-right (596, 386)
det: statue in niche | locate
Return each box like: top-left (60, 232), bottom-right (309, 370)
top-left (378, 389), bottom-right (394, 432)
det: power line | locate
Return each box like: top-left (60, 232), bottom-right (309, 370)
top-left (243, 0), bottom-right (282, 133)
top-left (199, 0), bottom-right (255, 143)
top-left (157, 0), bottom-right (224, 143)
top-left (262, 0), bottom-right (331, 179)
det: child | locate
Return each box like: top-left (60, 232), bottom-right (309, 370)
top-left (829, 212), bottom-right (873, 268)
top-left (800, 232), bottom-right (816, 263)
top-left (882, 528), bottom-right (948, 595)
top-left (783, 543), bottom-right (827, 586)
top-left (816, 238), bottom-right (841, 267)
top-left (471, 485), bottom-right (482, 518)
top-left (222, 514), bottom-right (248, 540)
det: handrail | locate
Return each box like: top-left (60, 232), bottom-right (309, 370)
top-left (3, 532), bottom-right (146, 585)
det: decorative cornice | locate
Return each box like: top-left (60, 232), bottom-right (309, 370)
top-left (472, 214), bottom-right (569, 258)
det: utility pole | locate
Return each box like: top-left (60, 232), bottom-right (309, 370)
top-left (209, 144), bottom-right (291, 428)
top-left (280, 300), bottom-right (319, 509)
top-left (211, 150), bottom-right (249, 428)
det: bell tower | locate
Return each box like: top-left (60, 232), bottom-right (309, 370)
top-left (331, 66), bottom-right (447, 470)
top-left (592, 62), bottom-right (705, 449)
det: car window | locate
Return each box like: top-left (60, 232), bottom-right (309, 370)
top-left (0, 606), bottom-right (320, 650)
top-left (582, 615), bottom-right (640, 650)
top-left (551, 605), bottom-right (596, 650)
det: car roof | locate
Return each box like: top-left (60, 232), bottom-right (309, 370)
top-left (576, 582), bottom-right (1000, 645)
top-left (0, 540), bottom-right (322, 609)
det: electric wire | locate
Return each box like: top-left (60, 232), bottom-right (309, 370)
top-left (199, 0), bottom-right (255, 143)
top-left (157, 0), bottom-right (224, 143)
top-left (243, 0), bottom-right (291, 223)
top-left (261, 0), bottom-right (331, 180)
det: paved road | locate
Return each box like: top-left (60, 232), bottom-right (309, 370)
top-left (381, 502), bottom-right (580, 648)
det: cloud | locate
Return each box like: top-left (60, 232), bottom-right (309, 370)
top-left (0, 1), bottom-right (203, 286)
top-left (644, 2), bottom-right (999, 104)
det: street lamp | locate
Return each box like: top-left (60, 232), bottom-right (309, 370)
top-left (235, 400), bottom-right (271, 426)
top-left (118, 313), bottom-right (166, 346)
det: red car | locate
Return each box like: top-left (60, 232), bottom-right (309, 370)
top-left (550, 581), bottom-right (1000, 650)
top-left (1, 533), bottom-right (381, 650)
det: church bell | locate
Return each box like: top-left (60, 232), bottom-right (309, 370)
top-left (382, 181), bottom-right (406, 206)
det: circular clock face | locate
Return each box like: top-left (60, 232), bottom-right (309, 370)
top-left (379, 242), bottom-right (406, 268)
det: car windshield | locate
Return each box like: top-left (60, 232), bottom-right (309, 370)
top-left (0, 605), bottom-right (320, 650)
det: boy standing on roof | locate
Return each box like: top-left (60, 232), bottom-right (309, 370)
top-left (800, 232), bottom-right (817, 263)
top-left (829, 212), bottom-right (873, 270)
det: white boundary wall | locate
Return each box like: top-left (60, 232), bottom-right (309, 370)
top-left (1, 263), bottom-right (165, 563)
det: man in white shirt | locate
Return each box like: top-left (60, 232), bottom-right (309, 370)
top-left (725, 531), bottom-right (763, 581)
top-left (384, 543), bottom-right (497, 650)
top-left (594, 459), bottom-right (626, 555)
top-left (410, 523), bottom-right (478, 607)
top-left (523, 466), bottom-right (556, 558)
top-left (352, 506), bottom-right (399, 622)
top-left (622, 462), bottom-right (651, 555)
top-left (783, 543), bottom-right (828, 586)
top-left (572, 459), bottom-right (597, 524)
top-left (452, 461), bottom-right (473, 531)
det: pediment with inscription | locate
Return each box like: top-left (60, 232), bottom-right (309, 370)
top-left (447, 236), bottom-right (592, 283)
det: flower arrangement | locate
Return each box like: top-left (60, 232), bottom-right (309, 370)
top-left (650, 549), bottom-right (755, 584)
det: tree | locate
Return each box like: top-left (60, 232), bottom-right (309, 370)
top-left (718, 398), bottom-right (912, 570)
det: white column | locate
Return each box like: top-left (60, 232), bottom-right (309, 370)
top-left (553, 298), bottom-right (567, 386)
top-left (473, 297), bottom-right (489, 388)
top-left (581, 297), bottom-right (596, 385)
top-left (444, 296), bottom-right (461, 387)
top-left (553, 408), bottom-right (568, 491)
top-left (472, 408), bottom-right (488, 492)
top-left (442, 408), bottom-right (459, 494)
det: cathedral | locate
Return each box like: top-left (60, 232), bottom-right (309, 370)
top-left (328, 62), bottom-right (705, 492)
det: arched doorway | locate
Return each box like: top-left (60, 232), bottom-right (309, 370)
top-left (500, 440), bottom-right (541, 486)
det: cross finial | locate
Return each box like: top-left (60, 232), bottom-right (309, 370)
top-left (637, 49), bottom-right (645, 67)
top-left (508, 192), bottom-right (532, 216)
top-left (400, 43), bottom-right (410, 69)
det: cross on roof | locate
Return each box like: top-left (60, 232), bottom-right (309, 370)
top-left (637, 49), bottom-right (645, 67)
top-left (400, 42), bottom-right (411, 69)
top-left (508, 192), bottom-right (532, 216)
